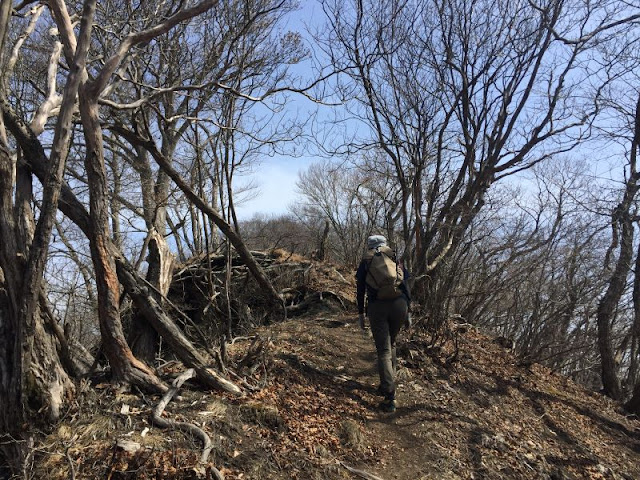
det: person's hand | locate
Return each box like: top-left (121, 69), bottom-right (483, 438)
top-left (405, 313), bottom-right (412, 330)
top-left (358, 313), bottom-right (366, 330)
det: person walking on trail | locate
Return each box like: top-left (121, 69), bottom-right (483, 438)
top-left (356, 234), bottom-right (411, 413)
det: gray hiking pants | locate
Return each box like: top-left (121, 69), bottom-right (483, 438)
top-left (368, 296), bottom-right (408, 400)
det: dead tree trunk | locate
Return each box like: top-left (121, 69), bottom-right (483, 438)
top-left (114, 255), bottom-right (241, 394)
top-left (317, 219), bottom-right (330, 261)
top-left (130, 230), bottom-right (175, 364)
top-left (126, 125), bottom-right (177, 364)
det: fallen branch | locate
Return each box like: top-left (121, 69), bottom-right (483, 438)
top-left (152, 369), bottom-right (224, 479)
top-left (115, 255), bottom-right (242, 395)
top-left (64, 445), bottom-right (76, 480)
top-left (226, 368), bottom-right (261, 392)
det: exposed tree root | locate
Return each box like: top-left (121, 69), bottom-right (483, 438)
top-left (151, 369), bottom-right (224, 479)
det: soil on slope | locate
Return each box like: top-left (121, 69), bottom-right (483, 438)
top-left (255, 314), bottom-right (640, 480)
top-left (34, 311), bottom-right (640, 480)
top-left (29, 254), bottom-right (640, 480)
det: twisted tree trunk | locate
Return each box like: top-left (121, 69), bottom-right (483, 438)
top-left (0, 0), bottom-right (93, 471)
top-left (597, 95), bottom-right (640, 401)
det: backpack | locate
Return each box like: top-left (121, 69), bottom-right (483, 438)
top-left (365, 246), bottom-right (404, 300)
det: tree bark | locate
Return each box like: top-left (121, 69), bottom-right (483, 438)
top-left (0, 140), bottom-right (23, 468)
top-left (597, 95), bottom-right (640, 401)
top-left (0, 0), bottom-right (91, 470)
top-left (0, 0), bottom-right (26, 463)
top-left (128, 129), bottom-right (176, 363)
top-left (78, 84), bottom-right (166, 391)
top-left (58, 0), bottom-right (227, 393)
top-left (625, 382), bottom-right (640, 414)
top-left (625, 96), bottom-right (640, 409)
top-left (0, 0), bottom-right (254, 408)
top-left (628, 232), bottom-right (640, 394)
top-left (595, 214), bottom-right (631, 401)
top-left (317, 219), bottom-right (330, 261)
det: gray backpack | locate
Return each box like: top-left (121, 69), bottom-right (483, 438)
top-left (365, 246), bottom-right (404, 300)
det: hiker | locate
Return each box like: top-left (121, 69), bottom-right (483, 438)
top-left (356, 234), bottom-right (411, 413)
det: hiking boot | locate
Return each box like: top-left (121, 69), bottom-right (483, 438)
top-left (379, 398), bottom-right (396, 413)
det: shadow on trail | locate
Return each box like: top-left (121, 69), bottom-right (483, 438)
top-left (367, 401), bottom-right (497, 479)
top-left (464, 362), bottom-right (640, 464)
top-left (523, 386), bottom-right (640, 453)
top-left (278, 352), bottom-right (379, 408)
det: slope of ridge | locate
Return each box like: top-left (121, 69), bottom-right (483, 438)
top-left (242, 313), bottom-right (640, 479)
top-left (31, 254), bottom-right (640, 479)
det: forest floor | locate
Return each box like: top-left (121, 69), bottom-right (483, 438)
top-left (33, 311), bottom-right (640, 480)
top-left (28, 255), bottom-right (640, 480)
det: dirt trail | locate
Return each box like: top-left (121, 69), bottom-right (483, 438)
top-left (266, 313), bottom-right (640, 480)
top-left (271, 314), bottom-right (460, 480)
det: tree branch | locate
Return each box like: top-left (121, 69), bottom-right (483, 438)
top-left (91, 0), bottom-right (220, 98)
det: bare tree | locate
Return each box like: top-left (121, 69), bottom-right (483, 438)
top-left (98, 0), bottom-right (304, 361)
top-left (295, 158), bottom-right (392, 266)
top-left (0, 0), bottom-right (289, 471)
top-left (450, 161), bottom-right (609, 382)
top-left (600, 93), bottom-right (640, 402)
top-left (242, 213), bottom-right (318, 256)
top-left (0, 0), bottom-right (96, 467)
top-left (320, 0), bottom-right (640, 329)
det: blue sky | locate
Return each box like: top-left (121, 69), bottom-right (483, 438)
top-left (231, 0), bottom-right (330, 219)
top-left (234, 157), bottom-right (315, 219)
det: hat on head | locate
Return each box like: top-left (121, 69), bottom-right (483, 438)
top-left (367, 235), bottom-right (387, 249)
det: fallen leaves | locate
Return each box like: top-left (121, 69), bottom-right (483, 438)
top-left (27, 309), bottom-right (640, 480)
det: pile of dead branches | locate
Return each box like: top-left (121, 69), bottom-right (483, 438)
top-left (168, 249), bottom-right (356, 342)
